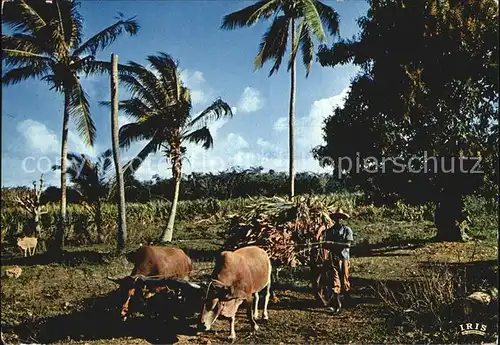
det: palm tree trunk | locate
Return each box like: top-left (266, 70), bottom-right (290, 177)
top-left (111, 53), bottom-right (127, 251)
top-left (96, 198), bottom-right (103, 243)
top-left (288, 17), bottom-right (297, 200)
top-left (55, 90), bottom-right (70, 252)
top-left (160, 158), bottom-right (181, 243)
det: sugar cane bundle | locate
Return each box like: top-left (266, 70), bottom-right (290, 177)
top-left (224, 196), bottom-right (344, 267)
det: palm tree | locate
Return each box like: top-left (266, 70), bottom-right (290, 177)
top-left (53, 150), bottom-right (113, 242)
top-left (109, 53), bottom-right (233, 243)
top-left (2, 0), bottom-right (139, 251)
top-left (221, 0), bottom-right (340, 199)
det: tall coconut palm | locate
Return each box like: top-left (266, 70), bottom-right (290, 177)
top-left (108, 53), bottom-right (233, 243)
top-left (221, 0), bottom-right (340, 199)
top-left (53, 149), bottom-right (113, 242)
top-left (2, 0), bottom-right (139, 251)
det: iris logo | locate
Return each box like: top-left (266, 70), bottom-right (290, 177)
top-left (459, 323), bottom-right (487, 336)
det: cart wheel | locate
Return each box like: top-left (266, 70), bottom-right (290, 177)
top-left (312, 266), bottom-right (336, 306)
top-left (310, 246), bottom-right (337, 307)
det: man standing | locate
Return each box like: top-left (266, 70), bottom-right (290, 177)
top-left (325, 207), bottom-right (353, 313)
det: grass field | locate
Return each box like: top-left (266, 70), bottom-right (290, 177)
top-left (1, 212), bottom-right (498, 344)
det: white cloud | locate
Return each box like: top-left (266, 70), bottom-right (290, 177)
top-left (190, 90), bottom-right (205, 106)
top-left (16, 119), bottom-right (98, 157)
top-left (181, 69), bottom-right (209, 107)
top-left (300, 87), bottom-right (350, 149)
top-left (237, 87), bottom-right (263, 113)
top-left (256, 138), bottom-right (284, 157)
top-left (8, 86), bottom-right (347, 185)
top-left (181, 70), bottom-right (205, 88)
top-left (231, 106), bottom-right (238, 115)
top-left (272, 87), bottom-right (350, 151)
top-left (17, 120), bottom-right (59, 154)
top-left (273, 117), bottom-right (287, 132)
top-left (273, 87), bottom-right (349, 150)
top-left (128, 83), bottom-right (349, 180)
top-left (226, 133), bottom-right (249, 151)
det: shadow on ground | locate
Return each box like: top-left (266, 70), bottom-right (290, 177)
top-left (1, 250), bottom-right (108, 267)
top-left (351, 237), bottom-right (433, 258)
top-left (1, 236), bottom-right (434, 268)
top-left (6, 289), bottom-right (199, 344)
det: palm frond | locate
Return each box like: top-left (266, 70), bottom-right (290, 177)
top-left (221, 0), bottom-right (279, 30)
top-left (66, 0), bottom-right (84, 48)
top-left (53, 150), bottom-right (111, 201)
top-left (147, 52), bottom-right (181, 101)
top-left (2, 64), bottom-right (50, 86)
top-left (115, 73), bottom-right (162, 109)
top-left (289, 19), bottom-right (305, 72)
top-left (187, 98), bottom-right (233, 129)
top-left (314, 0), bottom-right (340, 37)
top-left (12, 0), bottom-right (48, 34)
top-left (125, 61), bottom-right (169, 109)
top-left (97, 148), bottom-right (114, 183)
top-left (100, 98), bottom-right (155, 120)
top-left (68, 80), bottom-right (96, 146)
top-left (1, 48), bottom-right (54, 68)
top-left (301, 0), bottom-right (326, 42)
top-left (298, 22), bottom-right (314, 76)
top-left (72, 16), bottom-right (139, 56)
top-left (77, 59), bottom-right (133, 77)
top-left (2, 33), bottom-right (53, 56)
top-left (182, 126), bottom-right (213, 150)
top-left (122, 139), bottom-right (161, 176)
top-left (254, 15), bottom-right (290, 76)
top-left (119, 122), bottom-right (154, 150)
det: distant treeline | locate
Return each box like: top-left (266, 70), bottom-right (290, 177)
top-left (1, 168), bottom-right (344, 205)
top-left (2, 167), bottom-right (497, 207)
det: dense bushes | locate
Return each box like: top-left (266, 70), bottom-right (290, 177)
top-left (0, 198), bottom-right (247, 247)
top-left (2, 192), bottom-right (497, 248)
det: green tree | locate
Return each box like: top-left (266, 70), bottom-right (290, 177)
top-left (315, 0), bottom-right (498, 241)
top-left (112, 53), bottom-right (233, 243)
top-left (53, 150), bottom-right (113, 242)
top-left (221, 0), bottom-right (340, 199)
top-left (2, 0), bottom-right (139, 251)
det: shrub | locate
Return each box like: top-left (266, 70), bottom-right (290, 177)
top-left (1, 194), bottom-right (496, 249)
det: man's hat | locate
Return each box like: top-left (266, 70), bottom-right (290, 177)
top-left (330, 207), bottom-right (350, 219)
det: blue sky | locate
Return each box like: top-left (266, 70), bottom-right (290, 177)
top-left (1, 0), bottom-right (369, 187)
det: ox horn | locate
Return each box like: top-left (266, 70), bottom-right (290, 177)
top-left (107, 276), bottom-right (123, 284)
top-left (186, 281), bottom-right (201, 289)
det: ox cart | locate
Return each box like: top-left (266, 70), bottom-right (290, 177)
top-left (308, 237), bottom-right (342, 307)
top-left (224, 196), bottom-right (353, 307)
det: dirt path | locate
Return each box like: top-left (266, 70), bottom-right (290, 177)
top-left (1, 241), bottom-right (497, 344)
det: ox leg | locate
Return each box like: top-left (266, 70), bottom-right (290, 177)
top-left (246, 296), bottom-right (259, 332)
top-left (263, 282), bottom-right (271, 320)
top-left (253, 291), bottom-right (259, 319)
top-left (262, 261), bottom-right (272, 320)
top-left (228, 315), bottom-right (236, 342)
top-left (121, 289), bottom-right (135, 321)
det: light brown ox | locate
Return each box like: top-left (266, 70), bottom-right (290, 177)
top-left (108, 245), bottom-right (192, 320)
top-left (199, 246), bottom-right (272, 342)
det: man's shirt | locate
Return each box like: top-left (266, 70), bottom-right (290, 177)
top-left (325, 224), bottom-right (354, 260)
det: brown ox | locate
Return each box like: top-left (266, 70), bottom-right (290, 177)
top-left (108, 245), bottom-right (192, 320)
top-left (199, 246), bottom-right (272, 342)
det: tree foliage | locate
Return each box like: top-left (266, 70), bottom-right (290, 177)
top-left (314, 0), bottom-right (498, 240)
top-left (2, 0), bottom-right (139, 146)
top-left (52, 150), bottom-right (113, 203)
top-left (106, 52), bottom-right (233, 241)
